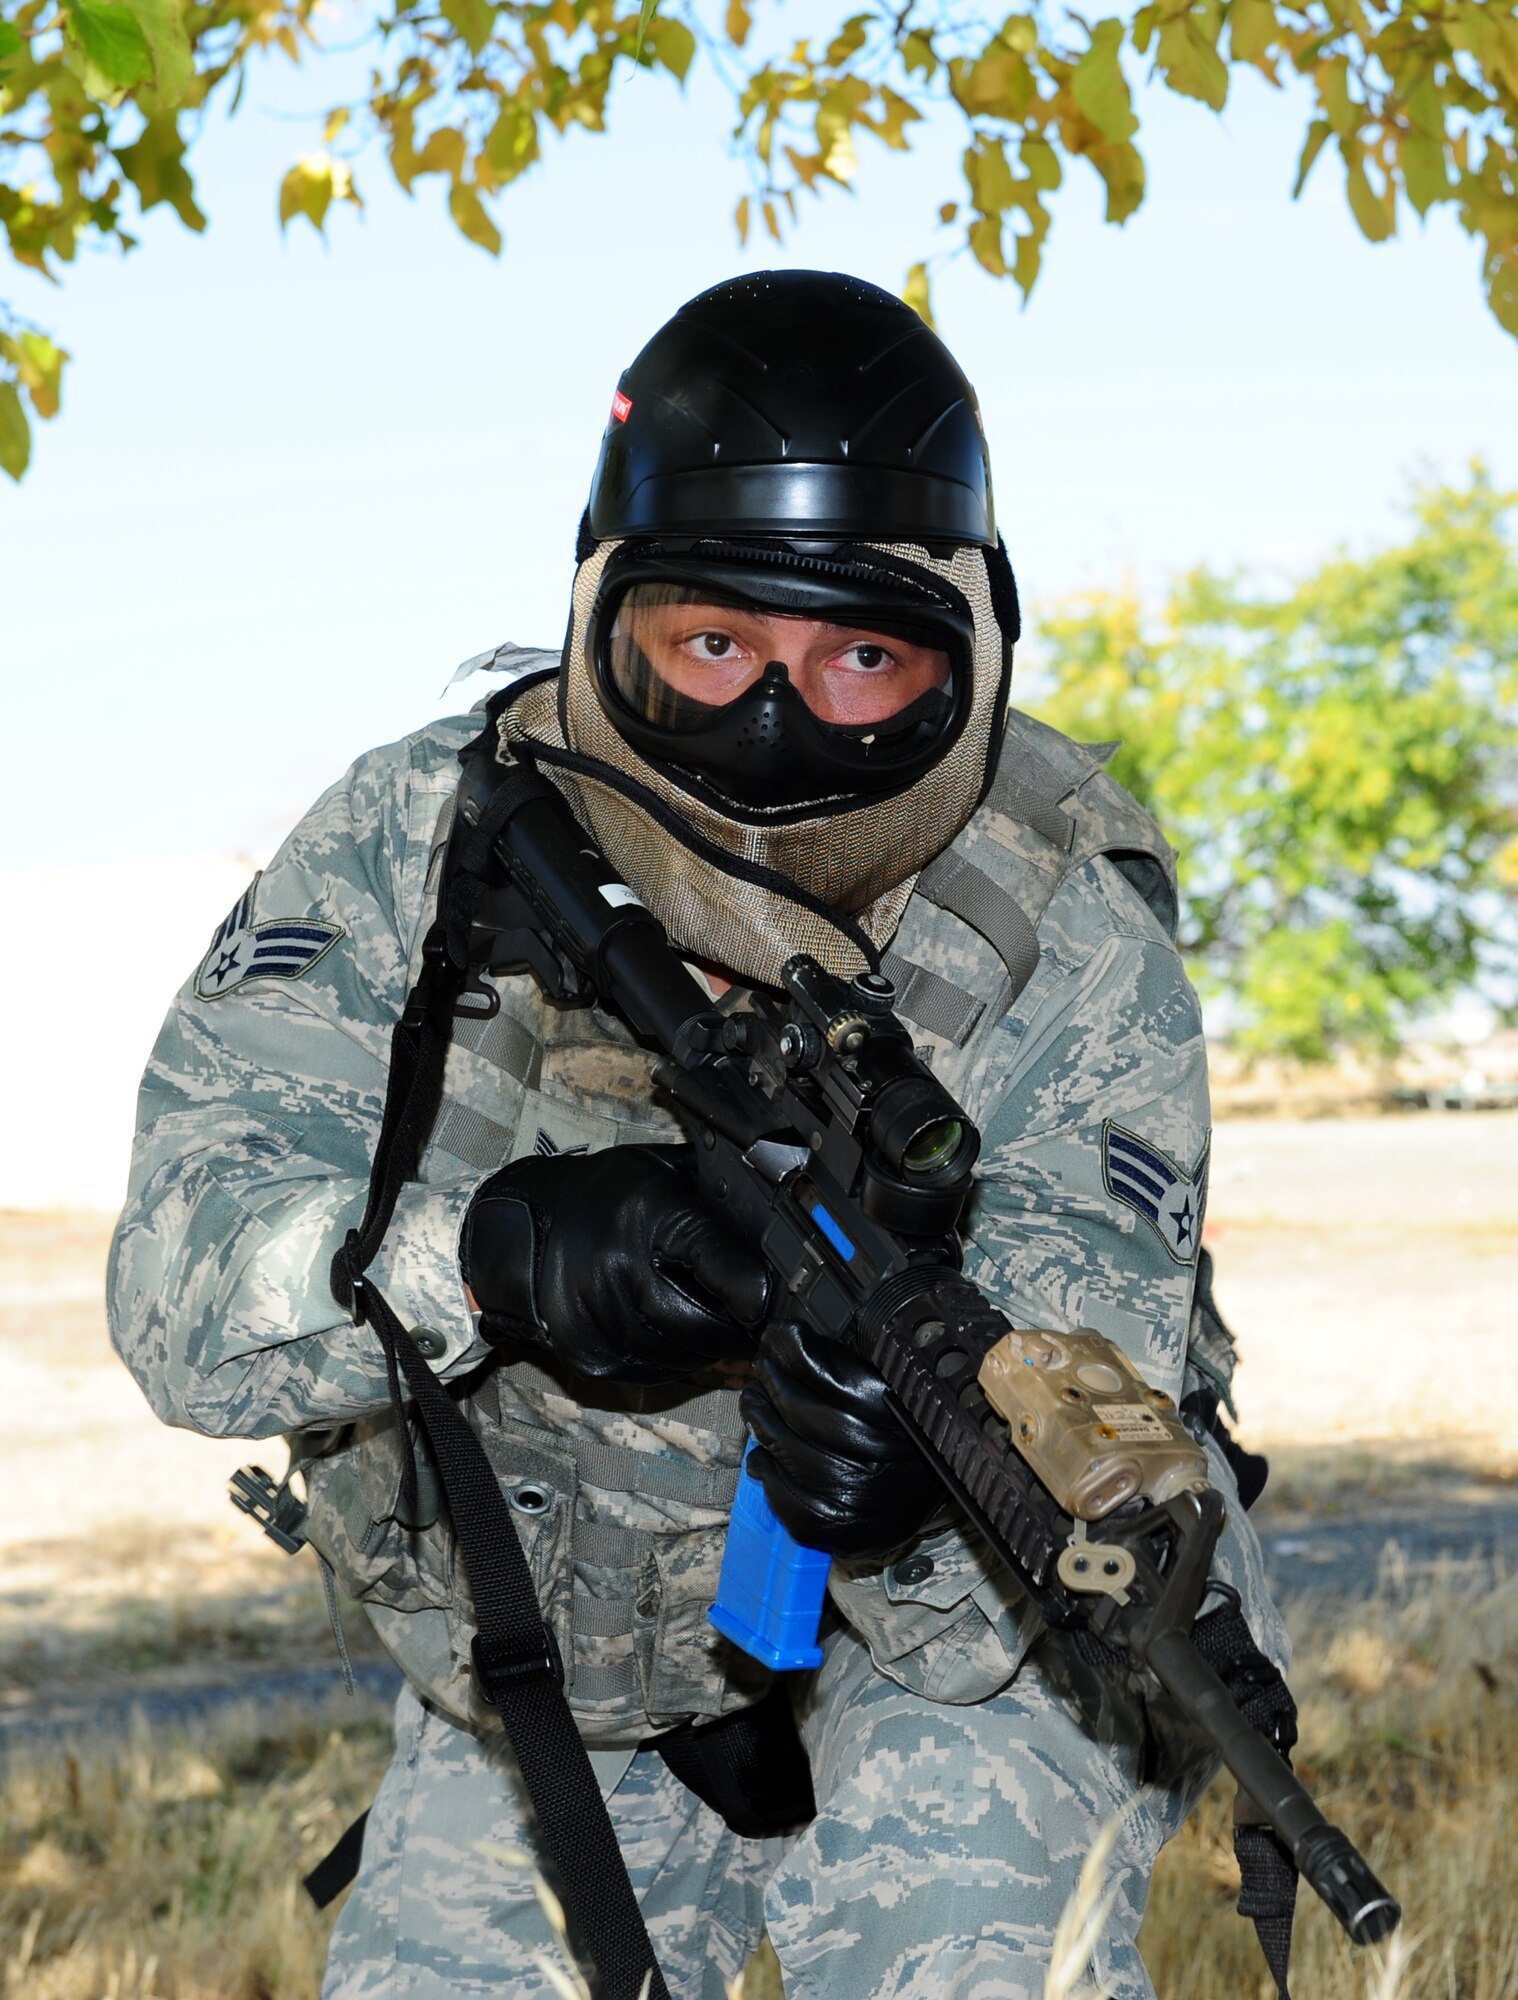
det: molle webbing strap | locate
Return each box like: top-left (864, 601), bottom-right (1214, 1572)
top-left (326, 752), bottom-right (674, 2000)
top-left (878, 954), bottom-right (985, 1045)
top-left (881, 846), bottom-right (1044, 1048)
top-left (916, 849), bottom-right (1043, 999)
top-left (990, 744), bottom-right (1078, 851)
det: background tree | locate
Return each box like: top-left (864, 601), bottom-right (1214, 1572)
top-left (1024, 466), bottom-right (1518, 1062)
top-left (3, 0), bottom-right (1518, 479)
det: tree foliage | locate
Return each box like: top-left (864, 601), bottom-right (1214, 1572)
top-left (3, 0), bottom-right (1518, 476)
top-left (1025, 467), bottom-right (1518, 1062)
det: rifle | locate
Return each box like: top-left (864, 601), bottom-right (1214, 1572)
top-left (451, 739), bottom-right (1400, 1954)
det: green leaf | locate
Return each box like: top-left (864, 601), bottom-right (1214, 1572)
top-left (484, 99), bottom-right (538, 182)
top-left (0, 382), bottom-right (30, 481)
top-left (1071, 18), bottom-right (1137, 143)
top-left (1292, 117), bottom-right (1331, 199)
top-left (63, 0), bottom-right (153, 93)
top-left (1485, 245), bottom-right (1518, 339)
top-left (902, 260), bottom-right (934, 327)
top-left (0, 20), bottom-right (23, 74)
top-left (1020, 133), bottom-right (1061, 192)
top-left (441, 0), bottom-right (495, 57)
top-left (1155, 16), bottom-right (1228, 111)
top-left (449, 179), bottom-right (502, 255)
top-left (634, 0), bottom-right (657, 61)
top-left (1344, 149), bottom-right (1394, 243)
top-left (1401, 130), bottom-right (1449, 215)
top-left (124, 0), bottom-right (192, 105)
top-left (115, 114), bottom-right (207, 228)
top-left (648, 16), bottom-right (695, 81)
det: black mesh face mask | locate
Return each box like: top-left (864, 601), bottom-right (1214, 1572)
top-left (585, 548), bottom-right (977, 810)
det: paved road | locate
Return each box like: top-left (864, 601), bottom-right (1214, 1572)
top-left (1256, 1494), bottom-right (1518, 1604)
top-left (4, 1499), bottom-right (1513, 1755)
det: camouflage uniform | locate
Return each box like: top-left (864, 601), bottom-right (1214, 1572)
top-left (110, 691), bottom-right (1286, 1997)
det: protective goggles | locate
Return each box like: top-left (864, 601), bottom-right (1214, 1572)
top-left (585, 546), bottom-right (977, 809)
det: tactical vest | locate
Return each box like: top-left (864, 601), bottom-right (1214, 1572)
top-left (294, 703), bottom-right (1181, 1741)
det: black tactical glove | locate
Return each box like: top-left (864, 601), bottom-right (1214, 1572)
top-left (462, 1144), bottom-right (771, 1383)
top-left (740, 1320), bottom-right (944, 1560)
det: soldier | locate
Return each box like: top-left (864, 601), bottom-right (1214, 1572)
top-left (110, 270), bottom-right (1285, 2000)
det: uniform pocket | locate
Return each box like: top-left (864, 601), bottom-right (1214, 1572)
top-left (829, 1524), bottom-right (1045, 1704)
top-left (640, 1523), bottom-right (772, 1725)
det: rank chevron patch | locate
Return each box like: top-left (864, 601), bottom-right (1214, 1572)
top-left (194, 874), bottom-right (344, 1001)
top-left (1101, 1121), bottom-right (1209, 1265)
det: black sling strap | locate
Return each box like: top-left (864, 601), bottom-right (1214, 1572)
top-left (325, 754), bottom-right (674, 2000)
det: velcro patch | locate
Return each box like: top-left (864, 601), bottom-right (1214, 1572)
top-left (195, 874), bottom-right (344, 1000)
top-left (1102, 1121), bottom-right (1208, 1265)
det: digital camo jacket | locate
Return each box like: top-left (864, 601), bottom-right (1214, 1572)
top-left (109, 689), bottom-right (1285, 1741)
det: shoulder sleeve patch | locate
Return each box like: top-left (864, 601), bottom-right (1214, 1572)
top-left (194, 874), bottom-right (345, 1000)
top-left (1102, 1120), bottom-right (1208, 1265)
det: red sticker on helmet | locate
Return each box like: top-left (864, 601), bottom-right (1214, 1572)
top-left (611, 390), bottom-right (633, 423)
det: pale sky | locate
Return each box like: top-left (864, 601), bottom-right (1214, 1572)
top-left (3, 27), bottom-right (1514, 871)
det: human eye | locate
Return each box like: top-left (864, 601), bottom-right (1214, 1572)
top-left (835, 641), bottom-right (896, 673)
top-left (680, 629), bottom-right (746, 663)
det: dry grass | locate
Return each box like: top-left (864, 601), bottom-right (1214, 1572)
top-left (1141, 1568), bottom-right (1518, 2000)
top-left (0, 1705), bottom-right (391, 2000)
top-left (3, 1569), bottom-right (1513, 1999)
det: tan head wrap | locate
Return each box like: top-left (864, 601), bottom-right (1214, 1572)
top-left (499, 537), bottom-right (1010, 990)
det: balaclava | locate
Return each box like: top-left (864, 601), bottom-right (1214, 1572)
top-left (499, 271), bottom-right (1020, 990)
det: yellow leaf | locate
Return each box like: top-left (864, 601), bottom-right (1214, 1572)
top-left (1070, 18), bottom-right (1137, 143)
top-left (323, 106), bottom-right (349, 143)
top-left (968, 213), bottom-right (1005, 275)
top-left (735, 192), bottom-right (750, 243)
top-left (441, 0), bottom-right (495, 57)
top-left (449, 179), bottom-right (502, 254)
top-left (0, 380), bottom-right (30, 480)
top-left (15, 332), bottom-right (68, 419)
top-left (279, 151), bottom-right (335, 231)
top-left (819, 120), bottom-right (855, 183)
top-left (902, 260), bottom-right (934, 327)
top-left (725, 0), bottom-right (749, 44)
top-left (762, 196), bottom-right (780, 240)
top-left (902, 28), bottom-right (935, 77)
top-left (1229, 0), bottom-right (1279, 74)
top-left (825, 13), bottom-right (869, 67)
top-left (965, 135), bottom-right (1014, 215)
top-left (938, 199), bottom-right (958, 222)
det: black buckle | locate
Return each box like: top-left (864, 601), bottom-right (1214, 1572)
top-left (471, 1625), bottom-right (565, 1705)
top-left (331, 1230), bottom-right (368, 1326)
top-left (230, 1466), bottom-right (308, 1555)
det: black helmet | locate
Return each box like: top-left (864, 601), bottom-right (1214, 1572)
top-left (576, 270), bottom-right (1018, 811)
top-left (585, 269), bottom-right (995, 547)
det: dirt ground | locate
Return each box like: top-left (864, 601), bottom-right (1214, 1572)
top-left (2, 1112), bottom-right (1514, 1728)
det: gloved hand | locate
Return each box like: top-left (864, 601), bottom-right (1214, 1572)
top-left (462, 1144), bottom-right (771, 1383)
top-left (740, 1321), bottom-right (943, 1560)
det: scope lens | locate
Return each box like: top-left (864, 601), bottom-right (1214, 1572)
top-left (902, 1118), bottom-right (965, 1177)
